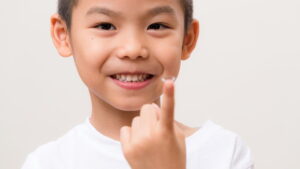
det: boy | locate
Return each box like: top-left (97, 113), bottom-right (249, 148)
top-left (21, 0), bottom-right (254, 169)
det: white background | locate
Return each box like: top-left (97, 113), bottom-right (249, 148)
top-left (0, 0), bottom-right (299, 169)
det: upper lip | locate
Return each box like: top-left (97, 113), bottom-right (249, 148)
top-left (109, 71), bottom-right (156, 76)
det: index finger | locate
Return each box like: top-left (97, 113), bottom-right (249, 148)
top-left (160, 79), bottom-right (175, 130)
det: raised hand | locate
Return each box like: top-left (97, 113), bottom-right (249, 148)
top-left (120, 79), bottom-right (186, 169)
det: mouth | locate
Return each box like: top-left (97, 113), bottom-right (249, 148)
top-left (109, 73), bottom-right (155, 90)
top-left (110, 73), bottom-right (155, 82)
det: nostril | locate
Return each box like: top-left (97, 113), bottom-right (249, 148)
top-left (115, 46), bottom-right (149, 60)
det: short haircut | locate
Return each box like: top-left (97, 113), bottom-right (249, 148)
top-left (58, 0), bottom-right (193, 34)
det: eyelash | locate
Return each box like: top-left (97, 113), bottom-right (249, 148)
top-left (94, 22), bottom-right (170, 30)
top-left (95, 22), bottom-right (116, 30)
top-left (147, 23), bottom-right (170, 30)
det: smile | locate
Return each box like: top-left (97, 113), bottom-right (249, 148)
top-left (111, 73), bottom-right (154, 82)
top-left (110, 73), bottom-right (155, 90)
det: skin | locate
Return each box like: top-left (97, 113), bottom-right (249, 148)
top-left (50, 0), bottom-right (199, 168)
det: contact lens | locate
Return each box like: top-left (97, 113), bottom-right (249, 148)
top-left (161, 76), bottom-right (176, 83)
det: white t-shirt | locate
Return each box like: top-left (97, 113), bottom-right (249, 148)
top-left (21, 117), bottom-right (255, 169)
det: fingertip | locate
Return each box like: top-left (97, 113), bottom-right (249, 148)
top-left (163, 80), bottom-right (174, 96)
top-left (161, 76), bottom-right (176, 83)
top-left (165, 80), bottom-right (174, 87)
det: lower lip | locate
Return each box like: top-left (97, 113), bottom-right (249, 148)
top-left (110, 77), bottom-right (153, 90)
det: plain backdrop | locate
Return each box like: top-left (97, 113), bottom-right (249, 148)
top-left (0, 0), bottom-right (299, 169)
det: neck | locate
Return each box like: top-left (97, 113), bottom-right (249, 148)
top-left (88, 90), bottom-right (160, 142)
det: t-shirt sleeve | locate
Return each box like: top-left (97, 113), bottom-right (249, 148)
top-left (21, 153), bottom-right (40, 169)
top-left (230, 135), bottom-right (255, 169)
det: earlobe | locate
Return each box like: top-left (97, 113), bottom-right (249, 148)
top-left (181, 19), bottom-right (200, 60)
top-left (50, 13), bottom-right (72, 57)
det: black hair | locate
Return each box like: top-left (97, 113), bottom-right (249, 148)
top-left (58, 0), bottom-right (193, 33)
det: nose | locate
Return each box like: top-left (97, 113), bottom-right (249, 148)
top-left (115, 31), bottom-right (149, 60)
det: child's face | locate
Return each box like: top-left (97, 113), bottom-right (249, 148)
top-left (57, 0), bottom-right (195, 111)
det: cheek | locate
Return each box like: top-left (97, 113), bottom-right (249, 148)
top-left (70, 32), bottom-right (112, 85)
top-left (72, 35), bottom-right (108, 67)
top-left (152, 36), bottom-right (183, 77)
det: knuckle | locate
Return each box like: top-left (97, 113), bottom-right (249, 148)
top-left (140, 104), bottom-right (156, 116)
top-left (123, 146), bottom-right (137, 158)
top-left (124, 142), bottom-right (144, 158)
top-left (131, 136), bottom-right (152, 150)
top-left (142, 132), bottom-right (154, 142)
top-left (132, 140), bottom-right (145, 149)
top-left (132, 116), bottom-right (140, 124)
top-left (139, 110), bottom-right (147, 117)
top-left (123, 144), bottom-right (134, 154)
top-left (157, 127), bottom-right (173, 138)
top-left (122, 144), bottom-right (131, 155)
top-left (140, 104), bottom-right (152, 112)
top-left (140, 111), bottom-right (149, 118)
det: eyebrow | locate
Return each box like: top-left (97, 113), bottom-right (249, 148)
top-left (147, 6), bottom-right (175, 17)
top-left (85, 6), bottom-right (176, 18)
top-left (86, 7), bottom-right (121, 17)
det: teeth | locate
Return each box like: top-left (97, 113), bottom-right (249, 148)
top-left (126, 76), bottom-right (132, 82)
top-left (113, 74), bottom-right (152, 82)
top-left (121, 75), bottom-right (126, 81)
top-left (132, 75), bottom-right (138, 81)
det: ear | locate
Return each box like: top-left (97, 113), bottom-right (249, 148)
top-left (50, 13), bottom-right (72, 57)
top-left (181, 19), bottom-right (200, 60)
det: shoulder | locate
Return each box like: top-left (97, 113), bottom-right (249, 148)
top-left (34, 122), bottom-right (85, 153)
top-left (208, 121), bottom-right (254, 169)
top-left (183, 120), bottom-right (255, 169)
top-left (21, 121), bottom-right (87, 169)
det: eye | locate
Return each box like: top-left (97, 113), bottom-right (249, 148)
top-left (147, 23), bottom-right (170, 30)
top-left (95, 22), bottom-right (116, 30)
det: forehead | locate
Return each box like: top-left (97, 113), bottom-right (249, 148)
top-left (73, 0), bottom-right (183, 17)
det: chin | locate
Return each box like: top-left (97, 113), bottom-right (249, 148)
top-left (117, 106), bottom-right (140, 112)
top-left (91, 89), bottom-right (161, 112)
top-left (113, 101), bottom-right (145, 112)
top-left (112, 97), bottom-right (155, 112)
